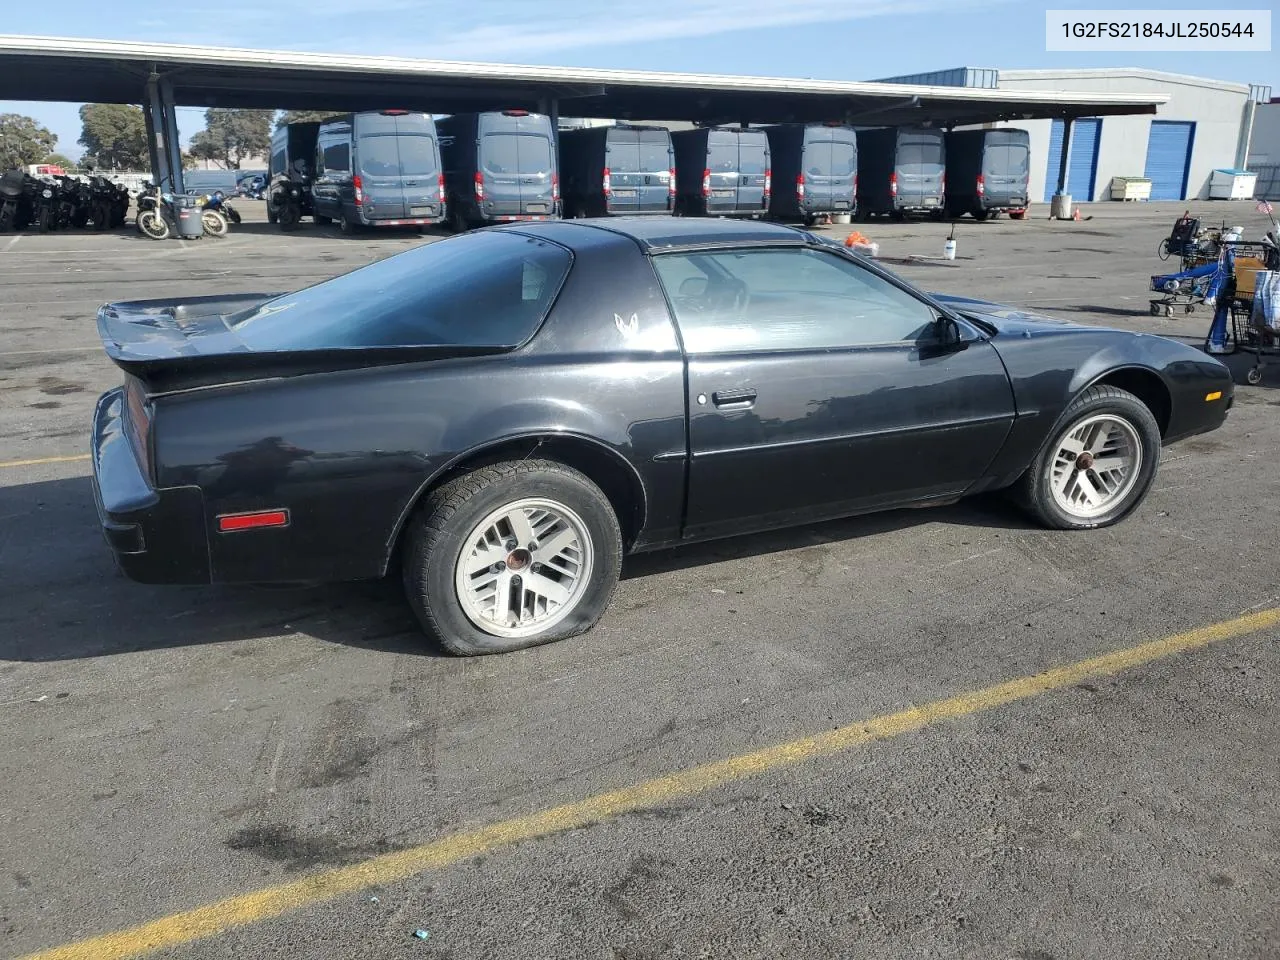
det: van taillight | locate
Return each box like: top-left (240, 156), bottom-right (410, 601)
top-left (668, 168), bottom-right (676, 197)
top-left (380, 109), bottom-right (409, 116)
top-left (854, 174), bottom-right (859, 194)
top-left (940, 172), bottom-right (946, 194)
top-left (502, 109), bottom-right (529, 117)
top-left (889, 172), bottom-right (897, 197)
top-left (976, 173), bottom-right (984, 196)
top-left (701, 168), bottom-right (710, 198)
top-left (353, 175), bottom-right (364, 206)
top-left (602, 167), bottom-right (611, 197)
top-left (437, 173), bottom-right (446, 203)
top-left (763, 168), bottom-right (771, 198)
top-left (796, 173), bottom-right (805, 199)
top-left (552, 172), bottom-right (559, 202)
top-left (474, 171), bottom-right (485, 200)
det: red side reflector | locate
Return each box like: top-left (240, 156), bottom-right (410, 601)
top-left (218, 510), bottom-right (290, 532)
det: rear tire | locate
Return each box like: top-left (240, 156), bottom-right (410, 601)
top-left (1013, 385), bottom-right (1161, 531)
top-left (339, 210), bottom-right (359, 235)
top-left (314, 213), bottom-right (332, 226)
top-left (973, 208), bottom-right (991, 221)
top-left (448, 205), bottom-right (468, 233)
top-left (402, 459), bottom-right (623, 656)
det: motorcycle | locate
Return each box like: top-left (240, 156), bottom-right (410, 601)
top-left (58, 176), bottom-right (92, 229)
top-left (199, 191), bottom-right (240, 236)
top-left (87, 176), bottom-right (118, 231)
top-left (0, 170), bottom-right (24, 232)
top-left (109, 182), bottom-right (130, 227)
top-left (136, 182), bottom-right (202, 241)
top-left (32, 178), bottom-right (58, 231)
top-left (267, 173), bottom-right (308, 230)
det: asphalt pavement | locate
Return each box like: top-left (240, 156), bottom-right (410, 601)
top-left (2, 200), bottom-right (1278, 960)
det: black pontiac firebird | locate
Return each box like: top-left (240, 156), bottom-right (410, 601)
top-left (92, 218), bottom-right (1232, 654)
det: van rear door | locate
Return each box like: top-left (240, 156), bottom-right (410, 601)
top-left (515, 130), bottom-right (555, 217)
top-left (605, 129), bottom-right (641, 214)
top-left (801, 128), bottom-right (856, 214)
top-left (982, 132), bottom-right (1029, 208)
top-left (355, 114), bottom-right (409, 220)
top-left (897, 131), bottom-right (945, 209)
top-left (393, 114), bottom-right (442, 220)
top-left (637, 130), bottom-right (673, 213)
top-left (705, 130), bottom-right (739, 214)
top-left (737, 132), bottom-right (769, 213)
top-left (480, 132), bottom-right (524, 218)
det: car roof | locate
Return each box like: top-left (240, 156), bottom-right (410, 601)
top-left (505, 217), bottom-right (811, 253)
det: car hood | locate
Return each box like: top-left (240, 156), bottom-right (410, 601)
top-left (930, 293), bottom-right (1107, 338)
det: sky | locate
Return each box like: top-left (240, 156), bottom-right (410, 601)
top-left (2, 0), bottom-right (1275, 157)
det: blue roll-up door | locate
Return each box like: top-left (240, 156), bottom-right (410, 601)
top-left (1144, 121), bottom-right (1195, 200)
top-left (1044, 118), bottom-right (1101, 201)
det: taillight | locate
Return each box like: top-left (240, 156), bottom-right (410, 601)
top-left (763, 167), bottom-right (771, 198)
top-left (352, 175), bottom-right (364, 206)
top-left (552, 172), bottom-right (559, 202)
top-left (940, 172), bottom-right (946, 194)
top-left (976, 174), bottom-right (984, 197)
top-left (124, 377), bottom-right (151, 475)
top-left (854, 174), bottom-right (859, 194)
top-left (796, 173), bottom-right (805, 199)
top-left (701, 168), bottom-right (710, 198)
top-left (437, 173), bottom-right (446, 203)
top-left (889, 172), bottom-right (897, 197)
top-left (474, 171), bottom-right (484, 201)
top-left (668, 168), bottom-right (676, 197)
top-left (602, 167), bottom-right (611, 197)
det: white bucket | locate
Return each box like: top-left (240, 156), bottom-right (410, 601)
top-left (943, 238), bottom-right (957, 260)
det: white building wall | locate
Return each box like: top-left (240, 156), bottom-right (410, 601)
top-left (995, 69), bottom-right (1250, 201)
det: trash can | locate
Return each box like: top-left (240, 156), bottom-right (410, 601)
top-left (174, 195), bottom-right (203, 239)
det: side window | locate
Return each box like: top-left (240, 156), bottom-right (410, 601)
top-left (323, 141), bottom-right (350, 173)
top-left (652, 247), bottom-right (938, 353)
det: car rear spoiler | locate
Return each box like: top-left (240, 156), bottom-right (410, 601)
top-left (97, 294), bottom-right (507, 393)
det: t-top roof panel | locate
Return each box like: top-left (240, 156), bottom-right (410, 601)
top-left (0, 35), bottom-right (1168, 126)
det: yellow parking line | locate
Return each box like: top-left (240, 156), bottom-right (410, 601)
top-left (0, 453), bottom-right (91, 469)
top-left (22, 606), bottom-right (1280, 960)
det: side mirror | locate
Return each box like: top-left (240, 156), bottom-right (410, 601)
top-left (935, 314), bottom-right (962, 345)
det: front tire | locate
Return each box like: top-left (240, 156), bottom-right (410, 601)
top-left (1015, 385), bottom-right (1161, 530)
top-left (403, 460), bottom-right (623, 655)
top-left (138, 210), bottom-right (169, 240)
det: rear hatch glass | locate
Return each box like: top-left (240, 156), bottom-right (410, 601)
top-left (228, 232), bottom-right (570, 350)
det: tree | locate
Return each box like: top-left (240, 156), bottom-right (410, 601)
top-left (78, 104), bottom-right (148, 170)
top-left (188, 108), bottom-right (272, 169)
top-left (0, 113), bottom-right (58, 169)
top-left (275, 110), bottom-right (340, 130)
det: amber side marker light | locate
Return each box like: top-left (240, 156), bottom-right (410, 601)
top-left (217, 510), bottom-right (290, 532)
top-left (1205, 391), bottom-right (1223, 402)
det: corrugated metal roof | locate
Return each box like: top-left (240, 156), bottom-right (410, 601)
top-left (0, 35), bottom-right (1169, 125)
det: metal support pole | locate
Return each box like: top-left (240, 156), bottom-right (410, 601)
top-left (1055, 116), bottom-right (1074, 196)
top-left (159, 79), bottom-right (184, 195)
top-left (142, 98), bottom-right (160, 184)
top-left (145, 78), bottom-right (172, 192)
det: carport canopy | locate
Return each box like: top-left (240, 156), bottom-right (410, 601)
top-left (1, 34), bottom-right (1167, 191)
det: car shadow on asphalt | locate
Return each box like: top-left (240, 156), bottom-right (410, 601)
top-left (0, 476), bottom-right (1031, 663)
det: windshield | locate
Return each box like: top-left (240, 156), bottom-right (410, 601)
top-left (228, 233), bottom-right (572, 351)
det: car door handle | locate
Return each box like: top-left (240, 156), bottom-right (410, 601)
top-left (712, 388), bottom-right (757, 409)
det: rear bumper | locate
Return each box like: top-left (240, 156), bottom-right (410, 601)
top-left (92, 389), bottom-right (211, 584)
